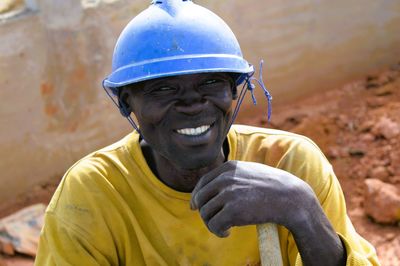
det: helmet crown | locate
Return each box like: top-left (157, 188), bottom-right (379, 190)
top-left (103, 0), bottom-right (253, 91)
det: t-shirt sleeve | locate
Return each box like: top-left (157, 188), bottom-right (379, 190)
top-left (34, 159), bottom-right (122, 266)
top-left (35, 213), bottom-right (112, 266)
top-left (277, 137), bottom-right (380, 266)
top-left (315, 173), bottom-right (380, 266)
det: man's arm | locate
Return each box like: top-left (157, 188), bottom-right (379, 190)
top-left (190, 160), bottom-right (346, 266)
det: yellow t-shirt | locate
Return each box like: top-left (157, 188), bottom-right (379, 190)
top-left (35, 125), bottom-right (379, 266)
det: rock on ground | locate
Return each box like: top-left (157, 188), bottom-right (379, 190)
top-left (364, 179), bottom-right (400, 224)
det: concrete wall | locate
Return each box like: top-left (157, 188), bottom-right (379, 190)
top-left (208, 0), bottom-right (400, 116)
top-left (0, 0), bottom-right (399, 205)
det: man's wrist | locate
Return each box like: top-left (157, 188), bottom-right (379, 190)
top-left (287, 187), bottom-right (346, 266)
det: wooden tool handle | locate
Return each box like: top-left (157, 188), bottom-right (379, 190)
top-left (257, 223), bottom-right (283, 266)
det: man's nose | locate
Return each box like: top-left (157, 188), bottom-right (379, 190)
top-left (174, 88), bottom-right (207, 115)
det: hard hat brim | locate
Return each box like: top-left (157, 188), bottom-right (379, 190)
top-left (103, 54), bottom-right (254, 91)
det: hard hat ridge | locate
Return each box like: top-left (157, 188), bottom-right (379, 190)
top-left (151, 0), bottom-right (192, 4)
top-left (151, 0), bottom-right (192, 16)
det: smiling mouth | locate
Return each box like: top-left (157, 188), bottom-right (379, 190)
top-left (175, 124), bottom-right (212, 136)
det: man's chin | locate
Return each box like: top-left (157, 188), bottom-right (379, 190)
top-left (172, 154), bottom-right (221, 171)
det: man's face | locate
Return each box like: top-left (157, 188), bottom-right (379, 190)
top-left (123, 73), bottom-right (236, 170)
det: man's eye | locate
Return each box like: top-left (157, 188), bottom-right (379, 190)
top-left (202, 79), bottom-right (219, 85)
top-left (154, 86), bottom-right (176, 93)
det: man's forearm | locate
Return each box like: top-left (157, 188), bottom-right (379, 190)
top-left (290, 198), bottom-right (346, 266)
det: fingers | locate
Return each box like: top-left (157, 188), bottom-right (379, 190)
top-left (191, 180), bottom-right (219, 210)
top-left (191, 161), bottom-right (237, 209)
top-left (192, 178), bottom-right (235, 238)
top-left (195, 185), bottom-right (238, 238)
top-left (207, 206), bottom-right (233, 238)
top-left (199, 194), bottom-right (224, 224)
top-left (191, 173), bottom-right (231, 210)
top-left (189, 161), bottom-right (245, 238)
top-left (191, 163), bottom-right (227, 199)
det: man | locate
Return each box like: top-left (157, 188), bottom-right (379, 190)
top-left (35, 0), bottom-right (379, 265)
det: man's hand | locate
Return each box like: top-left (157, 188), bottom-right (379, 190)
top-left (190, 160), bottom-right (346, 266)
top-left (190, 160), bottom-right (312, 236)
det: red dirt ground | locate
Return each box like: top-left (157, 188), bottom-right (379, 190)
top-left (1, 63), bottom-right (399, 265)
top-left (246, 62), bottom-right (400, 266)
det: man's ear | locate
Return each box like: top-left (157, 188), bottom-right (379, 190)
top-left (118, 88), bottom-right (133, 117)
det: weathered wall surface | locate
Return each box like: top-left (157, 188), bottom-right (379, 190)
top-left (207, 0), bottom-right (400, 117)
top-left (0, 0), bottom-right (399, 205)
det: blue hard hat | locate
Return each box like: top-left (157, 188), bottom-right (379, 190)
top-left (103, 0), bottom-right (254, 93)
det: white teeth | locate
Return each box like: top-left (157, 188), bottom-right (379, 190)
top-left (176, 125), bottom-right (211, 136)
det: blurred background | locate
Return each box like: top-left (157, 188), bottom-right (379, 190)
top-left (0, 0), bottom-right (399, 265)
